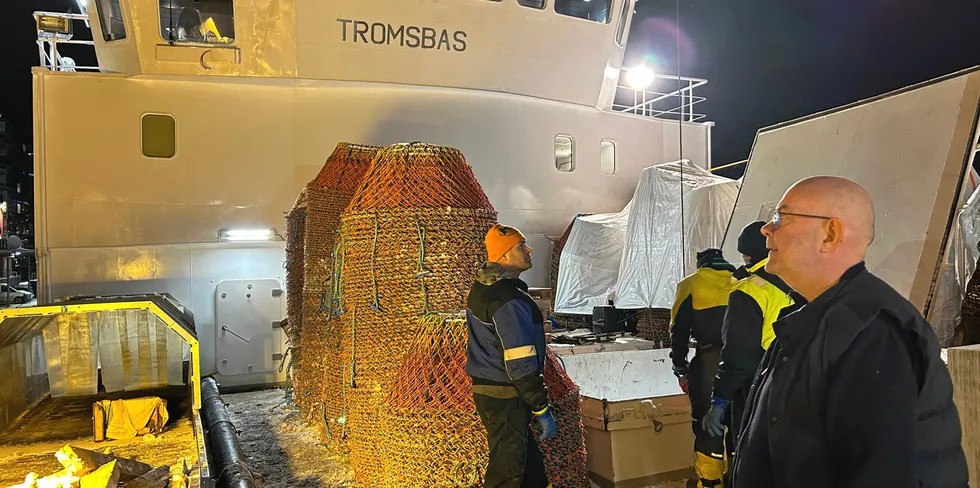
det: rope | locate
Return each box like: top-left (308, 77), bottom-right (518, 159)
top-left (370, 212), bottom-right (381, 313)
top-left (414, 216), bottom-right (431, 314)
top-left (676, 0), bottom-right (687, 277)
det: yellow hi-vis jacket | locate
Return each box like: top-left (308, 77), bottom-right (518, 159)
top-left (712, 258), bottom-right (794, 402)
top-left (669, 266), bottom-right (736, 369)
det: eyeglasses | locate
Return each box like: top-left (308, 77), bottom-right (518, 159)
top-left (770, 210), bottom-right (834, 230)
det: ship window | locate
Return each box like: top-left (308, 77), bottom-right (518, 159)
top-left (615, 0), bottom-right (631, 46)
top-left (555, 0), bottom-right (612, 23)
top-left (555, 135), bottom-right (575, 172)
top-left (159, 0), bottom-right (236, 44)
top-left (95, 0), bottom-right (127, 42)
top-left (519, 0), bottom-right (546, 9)
top-left (600, 140), bottom-right (616, 175)
top-left (142, 114), bottom-right (177, 159)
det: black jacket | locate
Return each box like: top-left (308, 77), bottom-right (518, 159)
top-left (732, 263), bottom-right (969, 488)
top-left (465, 263), bottom-right (548, 411)
top-left (712, 259), bottom-right (794, 403)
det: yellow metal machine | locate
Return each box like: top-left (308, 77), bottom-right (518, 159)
top-left (0, 294), bottom-right (210, 487)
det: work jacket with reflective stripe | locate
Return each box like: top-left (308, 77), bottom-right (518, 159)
top-left (712, 258), bottom-right (795, 403)
top-left (465, 272), bottom-right (548, 411)
top-left (670, 265), bottom-right (736, 369)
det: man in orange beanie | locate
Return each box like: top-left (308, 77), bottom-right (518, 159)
top-left (466, 224), bottom-right (555, 488)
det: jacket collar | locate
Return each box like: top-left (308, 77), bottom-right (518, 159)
top-left (774, 262), bottom-right (867, 351)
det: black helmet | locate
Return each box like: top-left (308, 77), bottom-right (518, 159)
top-left (737, 221), bottom-right (769, 262)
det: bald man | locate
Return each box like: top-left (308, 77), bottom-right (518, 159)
top-left (730, 176), bottom-right (968, 488)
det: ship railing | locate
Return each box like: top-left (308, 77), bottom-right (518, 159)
top-left (613, 69), bottom-right (708, 122)
top-left (33, 11), bottom-right (100, 72)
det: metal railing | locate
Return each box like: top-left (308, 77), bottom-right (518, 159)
top-left (613, 70), bottom-right (708, 122)
top-left (34, 11), bottom-right (100, 72)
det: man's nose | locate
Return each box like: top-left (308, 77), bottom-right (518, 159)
top-left (761, 221), bottom-right (775, 237)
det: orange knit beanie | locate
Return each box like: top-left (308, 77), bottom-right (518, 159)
top-left (485, 224), bottom-right (526, 263)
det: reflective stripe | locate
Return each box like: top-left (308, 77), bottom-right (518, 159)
top-left (503, 344), bottom-right (536, 361)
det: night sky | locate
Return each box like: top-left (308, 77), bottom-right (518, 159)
top-left (2, 0), bottom-right (980, 176)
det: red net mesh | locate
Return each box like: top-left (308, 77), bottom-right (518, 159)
top-left (380, 314), bottom-right (488, 487)
top-left (535, 349), bottom-right (590, 488)
top-left (329, 143), bottom-right (497, 486)
top-left (293, 143), bottom-right (380, 429)
top-left (346, 143), bottom-right (494, 212)
top-left (284, 191), bottom-right (307, 345)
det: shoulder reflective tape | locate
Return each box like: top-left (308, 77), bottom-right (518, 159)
top-left (503, 344), bottom-right (537, 361)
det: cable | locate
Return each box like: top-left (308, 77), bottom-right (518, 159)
top-left (676, 0), bottom-right (686, 277)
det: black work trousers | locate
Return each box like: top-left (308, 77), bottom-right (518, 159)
top-left (689, 347), bottom-right (732, 459)
top-left (474, 393), bottom-right (550, 488)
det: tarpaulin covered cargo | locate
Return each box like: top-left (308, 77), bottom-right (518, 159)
top-left (554, 161), bottom-right (739, 314)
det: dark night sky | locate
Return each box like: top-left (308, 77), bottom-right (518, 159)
top-left (2, 0), bottom-right (980, 175)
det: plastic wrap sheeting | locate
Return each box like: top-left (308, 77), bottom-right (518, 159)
top-left (44, 309), bottom-right (186, 398)
top-left (43, 313), bottom-right (99, 397)
top-left (927, 169), bottom-right (980, 346)
top-left (555, 161), bottom-right (738, 313)
top-left (616, 162), bottom-right (739, 309)
top-left (553, 203), bottom-right (632, 314)
top-left (0, 335), bottom-right (48, 431)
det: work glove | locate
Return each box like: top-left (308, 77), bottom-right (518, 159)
top-left (672, 364), bottom-right (690, 394)
top-left (677, 375), bottom-right (689, 393)
top-left (702, 397), bottom-right (728, 438)
top-left (533, 405), bottom-right (558, 443)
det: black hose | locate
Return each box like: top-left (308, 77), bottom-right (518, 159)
top-left (201, 377), bottom-right (256, 488)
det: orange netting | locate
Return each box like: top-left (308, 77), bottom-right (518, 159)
top-left (294, 142), bottom-right (380, 426)
top-left (380, 313), bottom-right (488, 487)
top-left (284, 190), bottom-right (307, 347)
top-left (330, 143), bottom-right (497, 486)
top-left (536, 349), bottom-right (590, 488)
top-left (346, 143), bottom-right (494, 212)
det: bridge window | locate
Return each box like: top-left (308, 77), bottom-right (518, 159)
top-left (159, 0), bottom-right (236, 44)
top-left (555, 135), bottom-right (575, 172)
top-left (555, 0), bottom-right (612, 23)
top-left (142, 114), bottom-right (177, 159)
top-left (600, 140), bottom-right (616, 175)
top-left (615, 0), bottom-right (631, 45)
top-left (519, 0), bottom-right (546, 8)
top-left (95, 0), bottom-right (127, 42)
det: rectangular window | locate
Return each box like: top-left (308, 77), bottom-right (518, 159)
top-left (160, 0), bottom-right (236, 44)
top-left (142, 114), bottom-right (177, 159)
top-left (95, 0), bottom-right (127, 42)
top-left (519, 0), bottom-right (546, 8)
top-left (555, 0), bottom-right (612, 23)
top-left (600, 140), bottom-right (616, 175)
top-left (555, 135), bottom-right (575, 172)
top-left (615, 0), bottom-right (631, 46)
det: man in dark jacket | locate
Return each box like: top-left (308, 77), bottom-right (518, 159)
top-left (466, 223), bottom-right (557, 488)
top-left (731, 176), bottom-right (969, 487)
top-left (702, 221), bottom-right (794, 477)
top-left (669, 248), bottom-right (737, 487)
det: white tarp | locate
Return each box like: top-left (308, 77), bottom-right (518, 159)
top-left (554, 161), bottom-right (739, 314)
top-left (553, 203), bottom-right (632, 314)
top-left (615, 162), bottom-right (740, 309)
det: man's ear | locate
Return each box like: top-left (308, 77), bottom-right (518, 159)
top-left (822, 218), bottom-right (844, 250)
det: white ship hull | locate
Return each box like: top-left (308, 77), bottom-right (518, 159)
top-left (34, 69), bottom-right (710, 386)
